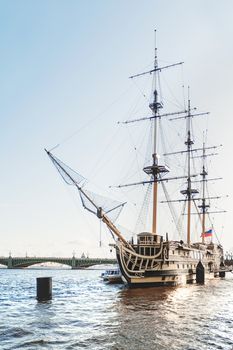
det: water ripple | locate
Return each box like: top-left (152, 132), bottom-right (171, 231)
top-left (0, 269), bottom-right (233, 349)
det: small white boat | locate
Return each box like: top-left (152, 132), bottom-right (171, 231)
top-left (101, 266), bottom-right (123, 284)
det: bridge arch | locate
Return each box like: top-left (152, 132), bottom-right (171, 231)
top-left (12, 258), bottom-right (73, 269)
top-left (0, 256), bottom-right (117, 269)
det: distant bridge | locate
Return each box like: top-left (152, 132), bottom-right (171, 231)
top-left (0, 256), bottom-right (117, 269)
top-left (0, 255), bottom-right (232, 269)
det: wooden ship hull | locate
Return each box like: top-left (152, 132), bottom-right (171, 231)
top-left (115, 235), bottom-right (224, 287)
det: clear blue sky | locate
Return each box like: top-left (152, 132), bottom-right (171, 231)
top-left (0, 0), bottom-right (233, 258)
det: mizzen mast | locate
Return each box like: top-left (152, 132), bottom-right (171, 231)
top-left (199, 142), bottom-right (209, 243)
top-left (196, 142), bottom-right (224, 243)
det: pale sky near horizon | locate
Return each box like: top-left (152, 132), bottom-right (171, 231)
top-left (1, 0), bottom-right (233, 259)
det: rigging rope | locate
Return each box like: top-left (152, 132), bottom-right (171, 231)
top-left (48, 86), bottom-right (132, 151)
top-left (134, 180), bottom-right (152, 234)
top-left (144, 122), bottom-right (153, 166)
top-left (192, 199), bottom-right (202, 223)
top-left (160, 71), bottom-right (184, 109)
top-left (177, 200), bottom-right (186, 240)
top-left (159, 117), bottom-right (170, 167)
top-left (99, 219), bottom-right (102, 247)
top-left (160, 179), bottom-right (182, 237)
top-left (207, 214), bottom-right (222, 245)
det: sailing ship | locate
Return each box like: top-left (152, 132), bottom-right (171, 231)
top-left (46, 32), bottom-right (225, 287)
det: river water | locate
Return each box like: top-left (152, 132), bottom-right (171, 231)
top-left (0, 268), bottom-right (233, 350)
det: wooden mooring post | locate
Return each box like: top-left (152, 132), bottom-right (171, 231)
top-left (196, 261), bottom-right (205, 284)
top-left (219, 261), bottom-right (226, 278)
top-left (36, 277), bottom-right (52, 302)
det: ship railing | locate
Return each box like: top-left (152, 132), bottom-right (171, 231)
top-left (122, 249), bottom-right (161, 272)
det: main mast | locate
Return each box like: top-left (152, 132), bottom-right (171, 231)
top-left (121, 31), bottom-right (184, 235)
top-left (151, 36), bottom-right (159, 234)
top-left (143, 31), bottom-right (169, 234)
top-left (186, 99), bottom-right (193, 245)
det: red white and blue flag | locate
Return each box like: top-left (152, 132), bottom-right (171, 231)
top-left (201, 229), bottom-right (213, 237)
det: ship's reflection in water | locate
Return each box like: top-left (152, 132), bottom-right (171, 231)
top-left (114, 280), bottom-right (233, 350)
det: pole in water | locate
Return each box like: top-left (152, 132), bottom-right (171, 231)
top-left (196, 261), bottom-right (205, 284)
top-left (36, 277), bottom-right (52, 302)
top-left (219, 261), bottom-right (226, 278)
